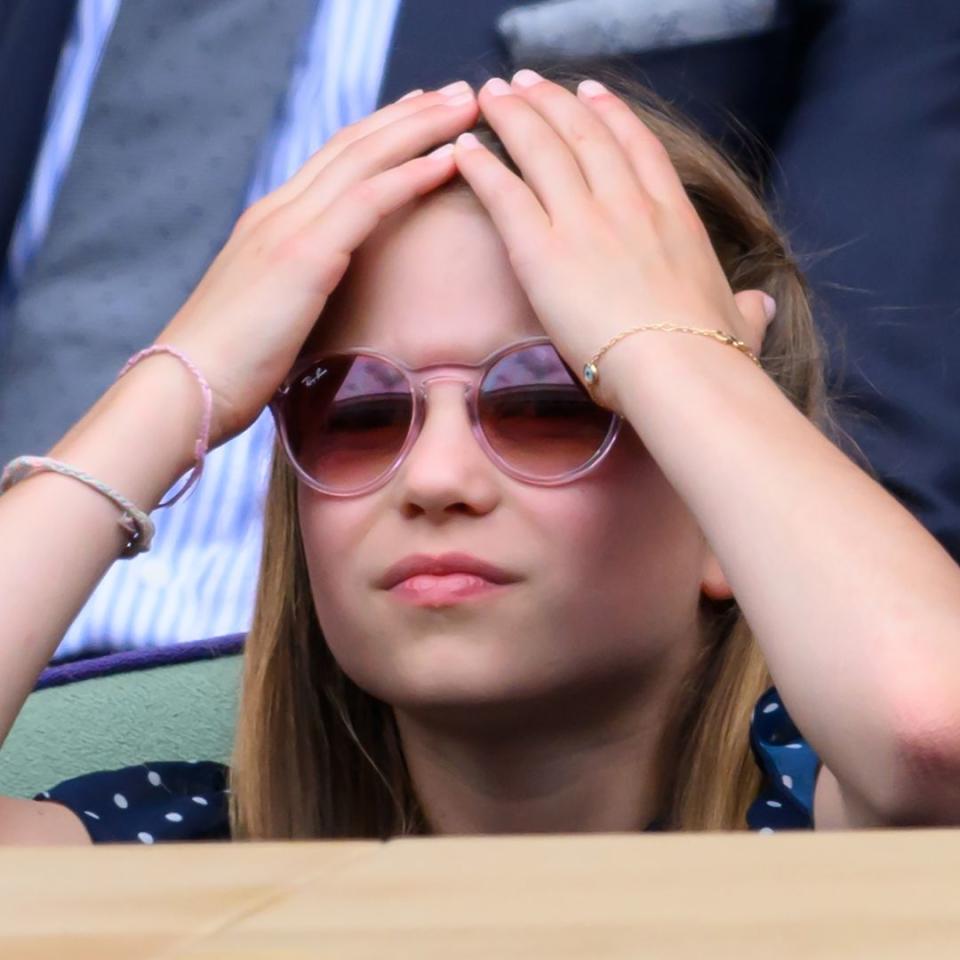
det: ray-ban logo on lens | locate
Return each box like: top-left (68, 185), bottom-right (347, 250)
top-left (301, 366), bottom-right (328, 389)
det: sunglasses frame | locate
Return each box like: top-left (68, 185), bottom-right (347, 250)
top-left (269, 335), bottom-right (624, 497)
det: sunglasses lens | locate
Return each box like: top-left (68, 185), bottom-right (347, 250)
top-left (479, 344), bottom-right (613, 479)
top-left (281, 355), bottom-right (412, 491)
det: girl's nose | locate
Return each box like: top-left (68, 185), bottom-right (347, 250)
top-left (407, 381), bottom-right (479, 469)
top-left (395, 382), bottom-right (498, 515)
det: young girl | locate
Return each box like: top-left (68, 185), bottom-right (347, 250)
top-left (2, 68), bottom-right (959, 844)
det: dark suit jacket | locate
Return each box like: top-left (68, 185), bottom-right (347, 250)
top-left (0, 0), bottom-right (78, 267)
top-left (3, 0), bottom-right (959, 564)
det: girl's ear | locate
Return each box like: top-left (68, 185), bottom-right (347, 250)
top-left (699, 545), bottom-right (734, 601)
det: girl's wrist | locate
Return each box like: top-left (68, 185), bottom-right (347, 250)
top-left (48, 353), bottom-right (208, 512)
top-left (589, 324), bottom-right (736, 415)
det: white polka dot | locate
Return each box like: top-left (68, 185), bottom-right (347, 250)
top-left (759, 827), bottom-right (775, 835)
top-left (191, 796), bottom-right (208, 806)
top-left (766, 800), bottom-right (782, 808)
top-left (137, 832), bottom-right (154, 844)
top-left (781, 775), bottom-right (794, 789)
top-left (165, 812), bottom-right (183, 822)
top-left (113, 793), bottom-right (128, 809)
top-left (147, 770), bottom-right (162, 787)
top-left (786, 743), bottom-right (803, 749)
top-left (762, 702), bottom-right (779, 714)
top-left (83, 811), bottom-right (100, 820)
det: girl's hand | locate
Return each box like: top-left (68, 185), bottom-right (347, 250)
top-left (152, 84), bottom-right (479, 447)
top-left (452, 73), bottom-right (774, 412)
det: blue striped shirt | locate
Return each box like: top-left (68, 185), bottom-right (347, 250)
top-left (8, 0), bottom-right (403, 659)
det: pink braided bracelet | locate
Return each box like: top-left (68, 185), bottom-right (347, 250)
top-left (116, 345), bottom-right (213, 507)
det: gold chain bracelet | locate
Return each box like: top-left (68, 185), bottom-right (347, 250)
top-left (583, 323), bottom-right (762, 396)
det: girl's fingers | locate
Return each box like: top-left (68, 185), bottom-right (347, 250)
top-left (237, 84), bottom-right (476, 233)
top-left (506, 71), bottom-right (646, 212)
top-left (575, 80), bottom-right (692, 208)
top-left (288, 146), bottom-right (460, 299)
top-left (274, 96), bottom-right (479, 232)
top-left (475, 78), bottom-right (594, 221)
top-left (453, 132), bottom-right (550, 267)
top-left (289, 84), bottom-right (475, 198)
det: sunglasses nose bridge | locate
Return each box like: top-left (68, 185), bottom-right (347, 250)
top-left (411, 377), bottom-right (478, 453)
top-left (396, 375), bottom-right (487, 480)
top-left (416, 373), bottom-right (475, 410)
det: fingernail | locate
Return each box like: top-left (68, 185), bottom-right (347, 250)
top-left (456, 132), bottom-right (482, 150)
top-left (440, 80), bottom-right (472, 97)
top-left (512, 68), bottom-right (543, 88)
top-left (484, 77), bottom-right (513, 97)
top-left (428, 143), bottom-right (455, 159)
top-left (396, 88), bottom-right (423, 102)
top-left (762, 294), bottom-right (777, 320)
top-left (578, 79), bottom-right (608, 99)
top-left (444, 92), bottom-right (475, 107)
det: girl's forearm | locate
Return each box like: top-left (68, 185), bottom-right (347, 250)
top-left (0, 358), bottom-right (201, 748)
top-left (603, 332), bottom-right (960, 822)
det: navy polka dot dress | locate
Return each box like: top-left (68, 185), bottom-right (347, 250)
top-left (36, 760), bottom-right (230, 844)
top-left (34, 685), bottom-right (820, 841)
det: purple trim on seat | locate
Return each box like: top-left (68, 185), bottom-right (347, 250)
top-left (34, 634), bottom-right (246, 691)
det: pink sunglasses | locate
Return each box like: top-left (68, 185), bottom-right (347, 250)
top-left (270, 336), bottom-right (623, 497)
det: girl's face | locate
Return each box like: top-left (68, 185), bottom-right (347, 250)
top-left (297, 192), bottom-right (726, 732)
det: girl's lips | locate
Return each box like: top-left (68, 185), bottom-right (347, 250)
top-left (378, 552), bottom-right (519, 590)
top-left (388, 573), bottom-right (513, 606)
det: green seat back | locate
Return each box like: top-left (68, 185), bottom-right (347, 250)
top-left (0, 640), bottom-right (243, 799)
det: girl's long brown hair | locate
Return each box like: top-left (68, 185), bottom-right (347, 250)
top-left (229, 66), bottom-right (872, 838)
